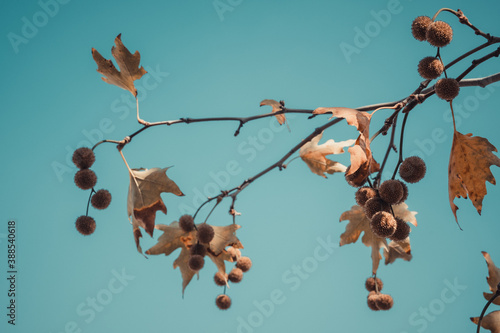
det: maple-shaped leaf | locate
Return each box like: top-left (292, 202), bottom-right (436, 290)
top-left (299, 131), bottom-right (355, 178)
top-left (92, 34), bottom-right (147, 97)
top-left (471, 311), bottom-right (500, 333)
top-left (448, 130), bottom-right (500, 223)
top-left (260, 99), bottom-right (286, 125)
top-left (127, 167), bottom-right (183, 252)
top-left (339, 203), bottom-right (417, 274)
top-left (314, 107), bottom-right (380, 180)
top-left (146, 222), bottom-right (243, 294)
top-left (482, 251), bottom-right (500, 305)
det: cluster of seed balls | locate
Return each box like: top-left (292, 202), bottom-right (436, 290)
top-left (178, 214), bottom-right (252, 310)
top-left (354, 156), bottom-right (426, 241)
top-left (365, 277), bottom-right (393, 311)
top-left (73, 147), bottom-right (112, 236)
top-left (412, 16), bottom-right (460, 101)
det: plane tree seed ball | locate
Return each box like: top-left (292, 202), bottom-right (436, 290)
top-left (411, 16), bottom-right (432, 41)
top-left (399, 156), bottom-right (426, 183)
top-left (418, 57), bottom-right (444, 79)
top-left (379, 180), bottom-right (404, 204)
top-left (364, 197), bottom-right (391, 219)
top-left (435, 78), bottom-right (460, 101)
top-left (75, 215), bottom-right (96, 235)
top-left (179, 214), bottom-right (195, 232)
top-left (365, 277), bottom-right (384, 292)
top-left (236, 256), bottom-right (252, 272)
top-left (370, 212), bottom-right (397, 238)
top-left (72, 147), bottom-right (95, 169)
top-left (214, 272), bottom-right (228, 286)
top-left (188, 255), bottom-right (205, 271)
top-left (375, 294), bottom-right (394, 310)
top-left (355, 186), bottom-right (378, 207)
top-left (367, 291), bottom-right (380, 311)
top-left (216, 294), bottom-right (232, 310)
top-left (74, 169), bottom-right (97, 190)
top-left (390, 218), bottom-right (411, 241)
top-left (91, 189), bottom-right (112, 210)
top-left (228, 268), bottom-right (243, 283)
top-left (190, 243), bottom-right (207, 257)
top-left (197, 224), bottom-right (215, 244)
top-left (426, 21), bottom-right (453, 47)
top-left (399, 181), bottom-right (409, 203)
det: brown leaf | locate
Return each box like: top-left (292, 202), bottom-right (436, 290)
top-left (127, 167), bottom-right (183, 252)
top-left (260, 99), bottom-right (286, 125)
top-left (471, 311), bottom-right (500, 333)
top-left (384, 239), bottom-right (412, 265)
top-left (339, 203), bottom-right (417, 274)
top-left (146, 222), bottom-right (243, 294)
top-left (314, 107), bottom-right (379, 179)
top-left (92, 34), bottom-right (147, 97)
top-left (299, 131), bottom-right (355, 178)
top-left (448, 131), bottom-right (500, 222)
top-left (482, 251), bottom-right (500, 305)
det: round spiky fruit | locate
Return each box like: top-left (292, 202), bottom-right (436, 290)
top-left (188, 255), bottom-right (205, 271)
top-left (365, 277), bottom-right (384, 292)
top-left (214, 272), bottom-right (228, 286)
top-left (399, 156), bottom-right (426, 183)
top-left (216, 294), bottom-right (232, 310)
top-left (91, 189), bottom-right (111, 210)
top-left (179, 215), bottom-right (195, 232)
top-left (390, 217), bottom-right (411, 241)
top-left (190, 243), bottom-right (207, 257)
top-left (364, 198), bottom-right (391, 220)
top-left (418, 57), bottom-right (444, 79)
top-left (228, 268), bottom-right (243, 283)
top-left (355, 186), bottom-right (378, 207)
top-left (75, 215), bottom-right (96, 235)
top-left (197, 224), bottom-right (215, 244)
top-left (370, 212), bottom-right (397, 238)
top-left (236, 256), bottom-right (252, 272)
top-left (400, 181), bottom-right (409, 203)
top-left (367, 291), bottom-right (380, 311)
top-left (345, 166), bottom-right (367, 188)
top-left (426, 21), bottom-right (453, 47)
top-left (411, 16), bottom-right (432, 41)
top-left (72, 147), bottom-right (95, 169)
top-left (379, 180), bottom-right (404, 205)
top-left (435, 78), bottom-right (460, 101)
top-left (74, 169), bottom-right (97, 190)
top-left (375, 294), bottom-right (394, 310)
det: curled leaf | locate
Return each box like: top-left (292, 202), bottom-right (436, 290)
top-left (92, 34), bottom-right (147, 96)
top-left (299, 131), bottom-right (355, 178)
top-left (260, 99), bottom-right (286, 125)
top-left (482, 251), bottom-right (500, 305)
top-left (471, 311), bottom-right (500, 333)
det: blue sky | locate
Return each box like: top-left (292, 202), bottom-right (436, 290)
top-left (1, 0), bottom-right (500, 332)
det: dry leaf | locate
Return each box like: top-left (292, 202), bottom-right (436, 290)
top-left (146, 222), bottom-right (243, 294)
top-left (339, 203), bottom-right (417, 274)
top-left (448, 131), bottom-right (500, 222)
top-left (482, 251), bottom-right (500, 305)
top-left (384, 239), bottom-right (412, 265)
top-left (260, 99), bottom-right (286, 125)
top-left (471, 311), bottom-right (500, 333)
top-left (127, 167), bottom-right (183, 252)
top-left (92, 34), bottom-right (147, 97)
top-left (299, 131), bottom-right (355, 178)
top-left (314, 107), bottom-right (379, 180)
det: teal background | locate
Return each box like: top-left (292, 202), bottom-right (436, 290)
top-left (1, 0), bottom-right (500, 332)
